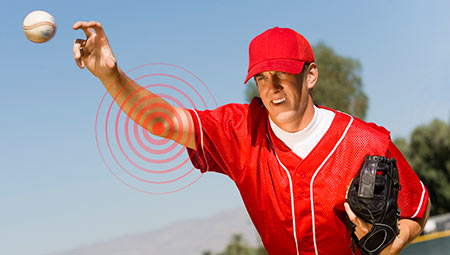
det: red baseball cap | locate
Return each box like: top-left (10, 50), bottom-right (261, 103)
top-left (245, 27), bottom-right (315, 83)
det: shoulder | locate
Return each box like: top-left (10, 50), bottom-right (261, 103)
top-left (318, 105), bottom-right (391, 150)
top-left (319, 105), bottom-right (390, 136)
top-left (351, 115), bottom-right (390, 138)
top-left (204, 97), bottom-right (263, 113)
top-left (192, 97), bottom-right (267, 130)
top-left (213, 97), bottom-right (266, 122)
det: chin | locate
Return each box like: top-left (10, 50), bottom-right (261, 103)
top-left (272, 111), bottom-right (297, 124)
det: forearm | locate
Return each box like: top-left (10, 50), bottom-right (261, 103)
top-left (382, 198), bottom-right (431, 254)
top-left (99, 67), bottom-right (167, 124)
top-left (99, 67), bottom-right (195, 148)
top-left (381, 219), bottom-right (421, 254)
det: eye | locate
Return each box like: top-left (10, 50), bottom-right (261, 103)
top-left (256, 76), bottom-right (266, 82)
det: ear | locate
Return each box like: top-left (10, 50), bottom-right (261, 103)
top-left (305, 62), bottom-right (318, 90)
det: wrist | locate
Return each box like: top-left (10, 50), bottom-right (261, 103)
top-left (381, 220), bottom-right (414, 254)
top-left (380, 235), bottom-right (406, 255)
top-left (99, 67), bottom-right (122, 88)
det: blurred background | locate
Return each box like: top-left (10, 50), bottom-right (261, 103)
top-left (1, 0), bottom-right (449, 254)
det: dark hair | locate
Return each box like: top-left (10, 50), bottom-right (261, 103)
top-left (301, 63), bottom-right (310, 75)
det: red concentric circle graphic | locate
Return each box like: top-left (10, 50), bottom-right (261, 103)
top-left (95, 63), bottom-right (217, 194)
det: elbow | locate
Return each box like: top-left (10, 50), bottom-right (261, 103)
top-left (148, 116), bottom-right (176, 138)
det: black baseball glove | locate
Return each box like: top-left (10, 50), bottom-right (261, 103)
top-left (346, 155), bottom-right (401, 255)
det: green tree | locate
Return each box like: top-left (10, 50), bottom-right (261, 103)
top-left (202, 233), bottom-right (267, 255)
top-left (244, 42), bottom-right (368, 120)
top-left (222, 234), bottom-right (253, 255)
top-left (394, 119), bottom-right (450, 215)
top-left (253, 246), bottom-right (268, 255)
top-left (313, 42), bottom-right (367, 120)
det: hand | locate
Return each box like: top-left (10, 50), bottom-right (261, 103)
top-left (345, 202), bottom-right (404, 254)
top-left (344, 202), bottom-right (373, 240)
top-left (72, 21), bottom-right (118, 81)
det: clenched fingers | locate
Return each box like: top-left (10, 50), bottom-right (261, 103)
top-left (73, 39), bottom-right (86, 69)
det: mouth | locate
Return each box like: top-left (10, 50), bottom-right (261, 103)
top-left (271, 97), bottom-right (286, 105)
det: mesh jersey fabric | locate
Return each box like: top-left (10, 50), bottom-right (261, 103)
top-left (186, 97), bottom-right (428, 255)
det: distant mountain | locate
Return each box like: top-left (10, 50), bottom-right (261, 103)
top-left (50, 207), bottom-right (261, 255)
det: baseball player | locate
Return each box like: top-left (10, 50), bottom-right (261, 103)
top-left (73, 21), bottom-right (430, 254)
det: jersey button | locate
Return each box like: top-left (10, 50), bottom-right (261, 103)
top-left (302, 191), bottom-right (308, 197)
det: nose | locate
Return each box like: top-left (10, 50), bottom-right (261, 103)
top-left (268, 75), bottom-right (282, 93)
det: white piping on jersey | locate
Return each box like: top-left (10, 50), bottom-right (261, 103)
top-left (309, 115), bottom-right (354, 255)
top-left (411, 181), bottom-right (426, 218)
top-left (192, 109), bottom-right (209, 172)
top-left (276, 154), bottom-right (301, 255)
top-left (267, 134), bottom-right (300, 255)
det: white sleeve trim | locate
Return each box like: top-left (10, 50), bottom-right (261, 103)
top-left (411, 181), bottom-right (426, 219)
top-left (192, 109), bottom-right (209, 172)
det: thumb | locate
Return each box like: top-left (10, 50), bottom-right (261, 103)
top-left (344, 202), bottom-right (357, 223)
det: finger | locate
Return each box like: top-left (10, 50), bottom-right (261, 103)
top-left (74, 39), bottom-right (86, 55)
top-left (73, 21), bottom-right (95, 38)
top-left (73, 39), bottom-right (85, 69)
top-left (72, 21), bottom-right (88, 30)
top-left (344, 202), bottom-right (357, 223)
top-left (88, 21), bottom-right (106, 37)
top-left (81, 27), bottom-right (94, 38)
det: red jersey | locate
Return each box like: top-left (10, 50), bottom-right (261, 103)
top-left (186, 98), bottom-right (428, 255)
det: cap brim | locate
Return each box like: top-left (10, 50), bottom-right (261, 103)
top-left (244, 59), bottom-right (306, 84)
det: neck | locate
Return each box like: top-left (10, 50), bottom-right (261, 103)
top-left (271, 100), bottom-right (315, 133)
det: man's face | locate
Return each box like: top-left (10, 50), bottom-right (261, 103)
top-left (255, 70), bottom-right (310, 129)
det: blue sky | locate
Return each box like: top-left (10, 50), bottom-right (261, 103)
top-left (1, 1), bottom-right (450, 254)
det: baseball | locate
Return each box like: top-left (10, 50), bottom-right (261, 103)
top-left (23, 10), bottom-right (56, 43)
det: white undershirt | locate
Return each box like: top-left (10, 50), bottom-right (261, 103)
top-left (269, 106), bottom-right (336, 159)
